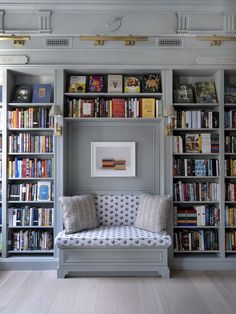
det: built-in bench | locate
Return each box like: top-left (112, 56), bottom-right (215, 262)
top-left (55, 194), bottom-right (172, 278)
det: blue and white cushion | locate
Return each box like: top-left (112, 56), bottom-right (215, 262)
top-left (55, 225), bottom-right (172, 248)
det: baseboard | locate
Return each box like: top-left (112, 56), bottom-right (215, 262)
top-left (172, 258), bottom-right (236, 270)
top-left (0, 257), bottom-right (58, 271)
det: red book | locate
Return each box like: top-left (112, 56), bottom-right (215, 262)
top-left (112, 98), bottom-right (125, 117)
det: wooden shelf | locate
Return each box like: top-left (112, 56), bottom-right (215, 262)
top-left (173, 153), bottom-right (219, 156)
top-left (173, 128), bottom-right (219, 132)
top-left (173, 103), bottom-right (219, 108)
top-left (8, 152), bottom-right (54, 156)
top-left (173, 176), bottom-right (219, 179)
top-left (8, 201), bottom-right (54, 204)
top-left (8, 226), bottom-right (53, 229)
top-left (65, 117), bottom-right (162, 122)
top-left (174, 226), bottom-right (220, 229)
top-left (8, 103), bottom-right (53, 108)
top-left (173, 250), bottom-right (220, 253)
top-left (8, 128), bottom-right (54, 131)
top-left (8, 250), bottom-right (54, 254)
top-left (173, 201), bottom-right (219, 204)
top-left (8, 177), bottom-right (55, 181)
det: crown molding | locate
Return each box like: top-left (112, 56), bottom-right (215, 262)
top-left (1, 0), bottom-right (236, 12)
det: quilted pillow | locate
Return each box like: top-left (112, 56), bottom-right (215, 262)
top-left (59, 194), bottom-right (98, 234)
top-left (134, 193), bottom-right (171, 233)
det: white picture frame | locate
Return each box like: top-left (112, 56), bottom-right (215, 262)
top-left (91, 142), bottom-right (136, 177)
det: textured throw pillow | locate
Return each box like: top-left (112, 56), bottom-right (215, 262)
top-left (134, 193), bottom-right (171, 233)
top-left (59, 194), bottom-right (98, 234)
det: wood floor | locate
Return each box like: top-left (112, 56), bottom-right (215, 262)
top-left (0, 271), bottom-right (236, 314)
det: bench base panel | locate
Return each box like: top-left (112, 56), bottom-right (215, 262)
top-left (57, 247), bottom-right (170, 279)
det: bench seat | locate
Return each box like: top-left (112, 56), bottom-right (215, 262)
top-left (55, 225), bottom-right (172, 248)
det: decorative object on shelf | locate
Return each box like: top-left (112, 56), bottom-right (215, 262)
top-left (173, 83), bottom-right (194, 103)
top-left (80, 35), bottom-right (148, 46)
top-left (49, 104), bottom-right (63, 136)
top-left (91, 142), bottom-right (136, 177)
top-left (195, 81), bottom-right (217, 103)
top-left (107, 74), bottom-right (123, 93)
top-left (88, 75), bottom-right (106, 93)
top-left (163, 105), bottom-right (175, 136)
top-left (68, 76), bottom-right (86, 93)
top-left (32, 84), bottom-right (52, 103)
top-left (142, 74), bottom-right (161, 93)
top-left (124, 76), bottom-right (141, 93)
top-left (224, 84), bottom-right (236, 103)
top-left (14, 85), bottom-right (31, 103)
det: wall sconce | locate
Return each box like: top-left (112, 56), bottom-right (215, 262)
top-left (80, 35), bottom-right (148, 46)
top-left (49, 104), bottom-right (63, 136)
top-left (162, 105), bottom-right (175, 136)
top-left (0, 35), bottom-right (31, 46)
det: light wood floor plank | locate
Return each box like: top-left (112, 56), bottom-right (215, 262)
top-left (71, 278), bottom-right (98, 314)
top-left (117, 278), bottom-right (142, 314)
top-left (0, 271), bottom-right (30, 308)
top-left (94, 278), bottom-right (119, 314)
top-left (0, 271), bottom-right (14, 288)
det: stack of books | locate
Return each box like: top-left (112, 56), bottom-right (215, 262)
top-left (102, 158), bottom-right (126, 170)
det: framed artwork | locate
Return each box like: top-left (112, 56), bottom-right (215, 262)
top-left (142, 74), bottom-right (161, 93)
top-left (37, 181), bottom-right (51, 201)
top-left (107, 75), bottom-right (123, 93)
top-left (68, 76), bottom-right (86, 93)
top-left (195, 81), bottom-right (217, 103)
top-left (14, 85), bottom-right (31, 103)
top-left (173, 83), bottom-right (194, 103)
top-left (91, 142), bottom-right (136, 177)
top-left (32, 84), bottom-right (52, 103)
top-left (124, 76), bottom-right (141, 93)
top-left (88, 75), bottom-right (106, 93)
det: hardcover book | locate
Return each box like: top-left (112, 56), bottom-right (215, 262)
top-left (88, 75), bottom-right (105, 93)
top-left (224, 85), bottom-right (236, 104)
top-left (68, 76), bottom-right (86, 93)
top-left (107, 75), bottom-right (123, 93)
top-left (0, 85), bottom-right (2, 102)
top-left (194, 160), bottom-right (207, 176)
top-left (37, 181), bottom-right (51, 201)
top-left (195, 81), bottom-right (217, 103)
top-left (14, 85), bottom-right (31, 103)
top-left (140, 98), bottom-right (155, 118)
top-left (112, 98), bottom-right (125, 117)
top-left (173, 84), bottom-right (194, 103)
top-left (32, 84), bottom-right (52, 103)
top-left (142, 74), bottom-right (161, 93)
top-left (124, 76), bottom-right (141, 93)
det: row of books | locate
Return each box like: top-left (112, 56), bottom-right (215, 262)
top-left (8, 182), bottom-right (53, 202)
top-left (8, 134), bottom-right (54, 154)
top-left (8, 108), bottom-right (54, 129)
top-left (174, 134), bottom-right (219, 154)
top-left (225, 159), bottom-right (236, 176)
top-left (225, 85), bottom-right (236, 104)
top-left (68, 74), bottom-right (161, 94)
top-left (225, 110), bottom-right (236, 128)
top-left (174, 110), bottom-right (219, 129)
top-left (0, 160), bottom-right (2, 178)
top-left (64, 97), bottom-right (162, 118)
top-left (225, 231), bottom-right (236, 251)
top-left (225, 136), bottom-right (236, 153)
top-left (8, 207), bottom-right (54, 227)
top-left (225, 206), bottom-right (236, 226)
top-left (174, 206), bottom-right (220, 226)
top-left (8, 158), bottom-right (54, 179)
top-left (173, 158), bottom-right (219, 177)
top-left (225, 183), bottom-right (236, 201)
top-left (0, 207), bottom-right (2, 225)
top-left (174, 229), bottom-right (219, 251)
top-left (173, 181), bottom-right (219, 202)
top-left (0, 135), bottom-right (2, 153)
top-left (8, 230), bottom-right (53, 251)
top-left (173, 82), bottom-right (218, 104)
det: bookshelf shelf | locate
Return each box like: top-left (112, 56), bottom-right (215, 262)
top-left (8, 250), bottom-right (54, 254)
top-left (8, 103), bottom-right (53, 108)
top-left (225, 226), bottom-right (236, 229)
top-left (8, 226), bottom-right (53, 229)
top-left (173, 153), bottom-right (219, 156)
top-left (8, 177), bottom-right (55, 181)
top-left (65, 117), bottom-right (162, 122)
top-left (173, 103), bottom-right (219, 108)
top-left (173, 128), bottom-right (219, 132)
top-left (64, 92), bottom-right (163, 97)
top-left (173, 201), bottom-right (219, 204)
top-left (173, 250), bottom-right (220, 254)
top-left (8, 201), bottom-right (54, 204)
top-left (8, 153), bottom-right (54, 156)
top-left (8, 128), bottom-right (54, 132)
top-left (173, 176), bottom-right (219, 179)
top-left (174, 226), bottom-right (220, 229)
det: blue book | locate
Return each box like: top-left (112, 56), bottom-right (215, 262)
top-left (32, 84), bottom-right (52, 103)
top-left (194, 160), bottom-right (206, 176)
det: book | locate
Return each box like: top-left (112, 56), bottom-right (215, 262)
top-left (124, 76), bottom-right (141, 93)
top-left (0, 85), bottom-right (2, 102)
top-left (114, 164), bottom-right (126, 170)
top-left (107, 75), bottom-right (123, 93)
top-left (173, 84), bottom-right (194, 103)
top-left (194, 160), bottom-right (207, 176)
top-left (140, 98), bottom-right (155, 118)
top-left (14, 85), bottom-right (31, 103)
top-left (88, 75), bottom-right (105, 93)
top-left (225, 85), bottom-right (236, 104)
top-left (32, 84), bottom-right (52, 103)
top-left (68, 76), bottom-right (86, 93)
top-left (142, 74), bottom-right (161, 93)
top-left (81, 99), bottom-right (95, 117)
top-left (112, 98), bottom-right (125, 117)
top-left (195, 81), bottom-right (217, 103)
top-left (37, 181), bottom-right (51, 201)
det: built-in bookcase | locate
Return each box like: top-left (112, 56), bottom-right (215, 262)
top-left (63, 70), bottom-right (164, 120)
top-left (0, 70), bottom-right (3, 256)
top-left (4, 69), bottom-right (56, 256)
top-left (224, 70), bottom-right (236, 257)
top-left (172, 69), bottom-right (222, 258)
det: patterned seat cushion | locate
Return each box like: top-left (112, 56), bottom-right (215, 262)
top-left (55, 225), bottom-right (172, 248)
